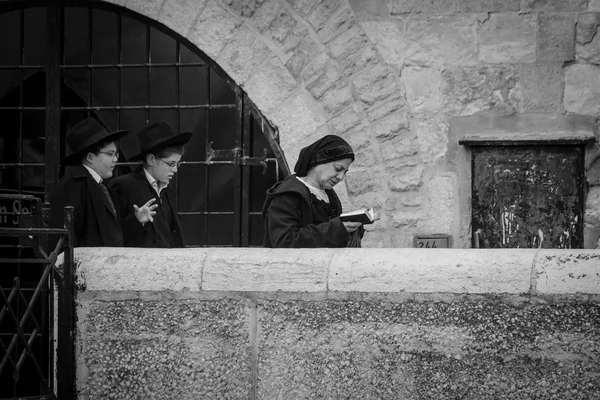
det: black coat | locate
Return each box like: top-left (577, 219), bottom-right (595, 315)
top-left (262, 175), bottom-right (349, 248)
top-left (49, 164), bottom-right (123, 248)
top-left (108, 166), bottom-right (184, 248)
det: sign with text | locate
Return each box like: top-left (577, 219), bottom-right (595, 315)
top-left (413, 235), bottom-right (451, 249)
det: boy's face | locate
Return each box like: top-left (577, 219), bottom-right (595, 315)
top-left (87, 142), bottom-right (118, 180)
top-left (146, 153), bottom-right (182, 185)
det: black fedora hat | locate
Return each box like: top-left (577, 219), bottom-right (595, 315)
top-left (129, 121), bottom-right (193, 161)
top-left (61, 118), bottom-right (128, 165)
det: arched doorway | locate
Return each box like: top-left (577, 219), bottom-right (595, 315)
top-left (0, 1), bottom-right (286, 397)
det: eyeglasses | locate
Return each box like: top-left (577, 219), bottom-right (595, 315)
top-left (157, 157), bottom-right (183, 170)
top-left (98, 150), bottom-right (119, 159)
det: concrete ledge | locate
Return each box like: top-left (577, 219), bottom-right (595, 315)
top-left (534, 250), bottom-right (600, 294)
top-left (68, 248), bottom-right (600, 295)
top-left (329, 249), bottom-right (535, 293)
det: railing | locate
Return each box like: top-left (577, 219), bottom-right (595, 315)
top-left (0, 194), bottom-right (74, 400)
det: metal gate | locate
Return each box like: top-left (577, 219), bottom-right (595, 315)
top-left (0, 195), bottom-right (74, 399)
top-left (0, 1), bottom-right (289, 397)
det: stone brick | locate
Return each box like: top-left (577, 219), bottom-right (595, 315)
top-left (319, 83), bottom-right (354, 115)
top-left (522, 0), bottom-right (586, 11)
top-left (218, 24), bottom-right (271, 84)
top-left (328, 26), bottom-right (379, 74)
top-left (479, 14), bottom-right (537, 63)
top-left (537, 13), bottom-right (575, 62)
top-left (591, 0), bottom-right (600, 11)
top-left (564, 63), bottom-right (600, 116)
top-left (422, 175), bottom-right (455, 233)
top-left (364, 93), bottom-right (407, 122)
top-left (353, 59), bottom-right (393, 88)
top-left (586, 185), bottom-right (600, 225)
top-left (456, 0), bottom-right (519, 12)
top-left (576, 13), bottom-right (600, 64)
top-left (222, 0), bottom-right (267, 17)
top-left (353, 62), bottom-right (399, 106)
top-left (391, 0), bottom-right (455, 14)
top-left (414, 116), bottom-right (448, 165)
top-left (285, 35), bottom-right (322, 78)
top-left (74, 247), bottom-right (206, 291)
top-left (305, 62), bottom-right (344, 99)
top-left (252, 0), bottom-right (307, 52)
top-left (244, 57), bottom-right (298, 114)
top-left (402, 66), bottom-right (442, 117)
top-left (271, 91), bottom-right (325, 145)
top-left (405, 15), bottom-right (478, 66)
top-left (307, 0), bottom-right (344, 33)
top-left (359, 19), bottom-right (405, 66)
top-left (379, 132), bottom-right (418, 162)
top-left (441, 65), bottom-right (520, 116)
top-left (577, 13), bottom-right (600, 44)
top-left (388, 165), bottom-right (424, 191)
top-left (521, 63), bottom-right (564, 113)
top-left (345, 169), bottom-right (383, 196)
top-left (329, 249), bottom-right (535, 293)
top-left (349, 0), bottom-right (389, 18)
top-left (326, 107), bottom-right (363, 134)
top-left (371, 111), bottom-right (410, 139)
top-left (189, 1), bottom-right (243, 59)
top-left (158, 0), bottom-right (207, 37)
top-left (588, 157), bottom-right (600, 186)
top-left (386, 191), bottom-right (423, 209)
top-left (315, 6), bottom-right (357, 44)
top-left (124, 0), bottom-right (164, 19)
top-left (203, 248), bottom-right (330, 291)
top-left (389, 209), bottom-right (421, 227)
top-left (289, 0), bottom-right (320, 15)
top-left (534, 250), bottom-right (600, 294)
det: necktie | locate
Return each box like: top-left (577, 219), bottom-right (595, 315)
top-left (99, 183), bottom-right (117, 217)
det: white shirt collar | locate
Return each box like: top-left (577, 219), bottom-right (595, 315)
top-left (143, 167), bottom-right (168, 195)
top-left (82, 164), bottom-right (102, 184)
top-left (297, 176), bottom-right (329, 203)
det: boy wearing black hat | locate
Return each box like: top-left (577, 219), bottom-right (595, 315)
top-left (108, 121), bottom-right (192, 248)
top-left (49, 117), bottom-right (131, 248)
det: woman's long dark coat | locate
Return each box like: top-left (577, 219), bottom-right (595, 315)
top-left (262, 175), bottom-right (349, 248)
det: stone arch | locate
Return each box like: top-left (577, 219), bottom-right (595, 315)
top-left (106, 0), bottom-right (429, 247)
top-left (106, 0), bottom-right (405, 185)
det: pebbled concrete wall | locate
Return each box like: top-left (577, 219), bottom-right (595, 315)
top-left (70, 247), bottom-right (600, 399)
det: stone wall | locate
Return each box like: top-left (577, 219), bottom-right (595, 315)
top-left (71, 247), bottom-right (600, 399)
top-left (104, 0), bottom-right (600, 248)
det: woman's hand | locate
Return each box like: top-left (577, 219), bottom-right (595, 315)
top-left (343, 221), bottom-right (362, 233)
top-left (134, 198), bottom-right (158, 224)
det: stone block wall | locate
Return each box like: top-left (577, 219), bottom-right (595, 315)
top-left (71, 247), bottom-right (600, 399)
top-left (105, 0), bottom-right (600, 248)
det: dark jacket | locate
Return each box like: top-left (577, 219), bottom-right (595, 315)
top-left (108, 166), bottom-right (184, 248)
top-left (49, 164), bottom-right (123, 248)
top-left (262, 175), bottom-right (349, 248)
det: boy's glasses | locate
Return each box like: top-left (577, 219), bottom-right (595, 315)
top-left (157, 157), bottom-right (182, 170)
top-left (98, 150), bottom-right (119, 159)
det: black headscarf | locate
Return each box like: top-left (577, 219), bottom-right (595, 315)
top-left (294, 135), bottom-right (355, 177)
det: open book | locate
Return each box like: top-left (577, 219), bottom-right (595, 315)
top-left (339, 208), bottom-right (379, 224)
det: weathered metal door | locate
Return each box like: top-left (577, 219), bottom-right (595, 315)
top-left (471, 145), bottom-right (585, 248)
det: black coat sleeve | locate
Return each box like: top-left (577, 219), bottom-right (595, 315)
top-left (48, 179), bottom-right (86, 249)
top-left (266, 192), bottom-right (349, 248)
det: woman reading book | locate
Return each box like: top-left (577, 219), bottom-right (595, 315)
top-left (262, 134), bottom-right (364, 248)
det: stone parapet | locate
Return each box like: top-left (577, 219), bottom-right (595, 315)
top-left (71, 247), bottom-right (600, 295)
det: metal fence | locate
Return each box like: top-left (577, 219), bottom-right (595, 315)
top-left (0, 194), bottom-right (74, 400)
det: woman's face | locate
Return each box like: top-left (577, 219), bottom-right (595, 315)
top-left (310, 158), bottom-right (353, 190)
